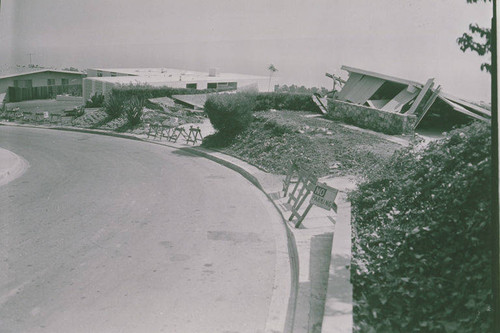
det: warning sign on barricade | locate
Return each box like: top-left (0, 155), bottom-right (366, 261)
top-left (310, 182), bottom-right (338, 212)
top-left (288, 179), bottom-right (339, 228)
top-left (185, 126), bottom-right (203, 145)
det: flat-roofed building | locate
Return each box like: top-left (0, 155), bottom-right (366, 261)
top-left (83, 67), bottom-right (269, 100)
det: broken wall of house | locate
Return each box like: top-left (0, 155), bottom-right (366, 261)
top-left (327, 99), bottom-right (417, 134)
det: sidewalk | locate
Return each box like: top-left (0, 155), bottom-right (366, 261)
top-left (0, 120), bottom-right (355, 332)
top-left (0, 146), bottom-right (29, 187)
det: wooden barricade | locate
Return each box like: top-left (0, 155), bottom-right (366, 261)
top-left (147, 123), bottom-right (161, 139)
top-left (282, 160), bottom-right (300, 197)
top-left (185, 126), bottom-right (203, 145)
top-left (167, 126), bottom-right (188, 143)
top-left (160, 125), bottom-right (174, 141)
top-left (287, 173), bottom-right (318, 226)
top-left (294, 182), bottom-right (339, 228)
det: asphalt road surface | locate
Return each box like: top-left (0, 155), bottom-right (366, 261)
top-left (0, 126), bottom-right (280, 333)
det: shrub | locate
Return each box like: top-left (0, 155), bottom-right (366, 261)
top-left (104, 93), bottom-right (125, 119)
top-left (124, 96), bottom-right (145, 126)
top-left (350, 122), bottom-right (493, 332)
top-left (85, 93), bottom-right (105, 108)
top-left (204, 92), bottom-right (255, 137)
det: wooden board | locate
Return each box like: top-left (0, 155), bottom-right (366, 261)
top-left (337, 72), bottom-right (363, 101)
top-left (344, 76), bottom-right (385, 104)
top-left (406, 78), bottom-right (434, 115)
top-left (381, 87), bottom-right (419, 112)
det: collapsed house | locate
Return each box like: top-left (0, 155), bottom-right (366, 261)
top-left (323, 65), bottom-right (490, 134)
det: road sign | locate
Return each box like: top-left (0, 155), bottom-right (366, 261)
top-left (310, 182), bottom-right (338, 211)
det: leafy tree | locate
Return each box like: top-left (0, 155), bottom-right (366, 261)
top-left (457, 0), bottom-right (492, 72)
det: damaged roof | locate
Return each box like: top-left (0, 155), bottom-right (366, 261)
top-left (336, 65), bottom-right (490, 128)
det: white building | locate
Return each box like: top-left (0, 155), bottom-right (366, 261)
top-left (83, 67), bottom-right (269, 100)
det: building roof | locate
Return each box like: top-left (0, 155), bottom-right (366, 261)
top-left (341, 65), bottom-right (424, 88)
top-left (171, 94), bottom-right (214, 109)
top-left (0, 68), bottom-right (85, 80)
top-left (86, 68), bottom-right (267, 85)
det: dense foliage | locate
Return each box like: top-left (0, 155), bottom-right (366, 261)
top-left (124, 96), bottom-right (145, 126)
top-left (350, 122), bottom-right (493, 332)
top-left (275, 84), bottom-right (329, 96)
top-left (85, 93), bottom-right (105, 108)
top-left (204, 92), bottom-right (255, 139)
top-left (104, 93), bottom-right (125, 119)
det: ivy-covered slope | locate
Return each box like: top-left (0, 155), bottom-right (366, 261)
top-left (350, 122), bottom-right (493, 332)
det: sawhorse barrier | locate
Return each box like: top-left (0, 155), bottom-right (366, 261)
top-left (167, 127), bottom-right (188, 143)
top-left (185, 126), bottom-right (203, 145)
top-left (147, 124), bottom-right (203, 145)
top-left (147, 123), bottom-right (166, 140)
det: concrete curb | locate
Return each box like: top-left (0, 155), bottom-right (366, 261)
top-left (0, 147), bottom-right (29, 187)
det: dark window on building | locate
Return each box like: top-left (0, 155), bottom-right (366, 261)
top-left (97, 71), bottom-right (103, 77)
top-left (61, 78), bottom-right (69, 85)
top-left (207, 83), bottom-right (217, 89)
top-left (47, 79), bottom-right (56, 86)
top-left (111, 72), bottom-right (117, 77)
top-left (186, 83), bottom-right (197, 89)
top-left (228, 82), bottom-right (237, 88)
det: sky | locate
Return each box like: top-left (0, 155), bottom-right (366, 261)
top-left (0, 0), bottom-right (493, 101)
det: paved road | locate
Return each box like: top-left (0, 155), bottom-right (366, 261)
top-left (0, 126), bottom-right (280, 333)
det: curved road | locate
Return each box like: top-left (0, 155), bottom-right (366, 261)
top-left (0, 126), bottom-right (282, 333)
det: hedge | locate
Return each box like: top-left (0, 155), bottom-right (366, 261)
top-left (253, 92), bottom-right (318, 112)
top-left (350, 121), bottom-right (493, 332)
top-left (110, 84), bottom-right (217, 101)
